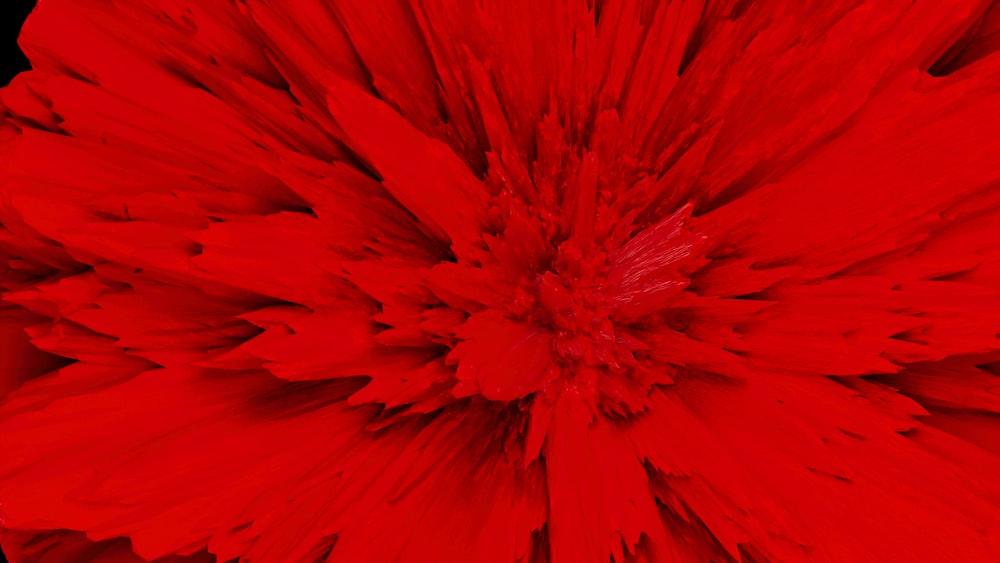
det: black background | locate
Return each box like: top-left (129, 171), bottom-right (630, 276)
top-left (2, 0), bottom-right (36, 86)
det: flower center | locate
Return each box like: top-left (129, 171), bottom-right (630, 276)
top-left (535, 271), bottom-right (616, 364)
top-left (447, 206), bottom-right (699, 405)
top-left (514, 240), bottom-right (643, 375)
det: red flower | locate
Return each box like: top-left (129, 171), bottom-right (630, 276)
top-left (2, 1), bottom-right (1000, 561)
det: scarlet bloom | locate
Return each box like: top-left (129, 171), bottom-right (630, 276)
top-left (2, 0), bottom-right (1000, 561)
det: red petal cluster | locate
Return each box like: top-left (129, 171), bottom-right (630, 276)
top-left (2, 1), bottom-right (1000, 561)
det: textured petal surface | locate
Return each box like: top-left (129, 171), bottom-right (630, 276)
top-left (2, 0), bottom-right (1000, 562)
